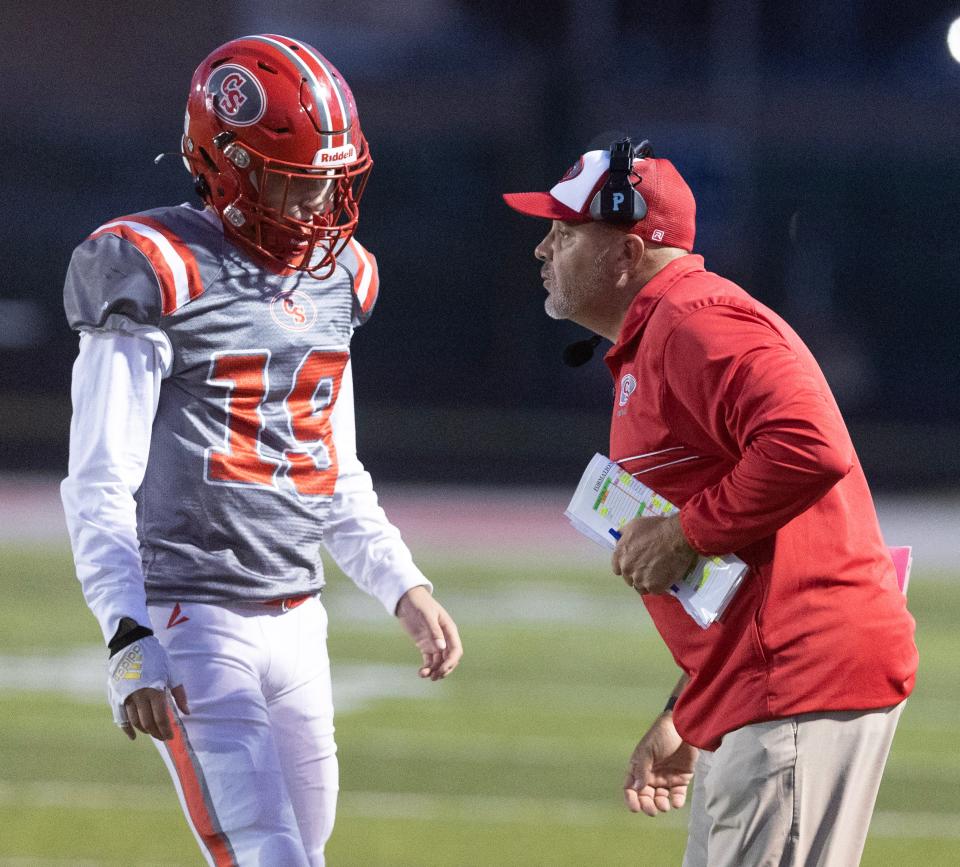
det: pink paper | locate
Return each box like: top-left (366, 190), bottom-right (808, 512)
top-left (888, 546), bottom-right (913, 595)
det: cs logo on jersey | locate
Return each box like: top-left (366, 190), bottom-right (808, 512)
top-left (271, 290), bottom-right (318, 333)
top-left (619, 373), bottom-right (637, 407)
top-left (205, 64), bottom-right (267, 126)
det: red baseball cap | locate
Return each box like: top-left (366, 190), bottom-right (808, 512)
top-left (503, 148), bottom-right (696, 252)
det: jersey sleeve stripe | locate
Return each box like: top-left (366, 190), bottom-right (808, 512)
top-left (90, 219), bottom-right (199, 314)
top-left (348, 239), bottom-right (378, 313)
top-left (123, 215), bottom-right (205, 303)
top-left (163, 707), bottom-right (239, 866)
top-left (89, 223), bottom-right (179, 315)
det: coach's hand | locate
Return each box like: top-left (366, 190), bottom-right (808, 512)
top-left (107, 636), bottom-right (190, 741)
top-left (624, 712), bottom-right (698, 817)
top-left (396, 585), bottom-right (463, 681)
top-left (612, 513), bottom-right (698, 595)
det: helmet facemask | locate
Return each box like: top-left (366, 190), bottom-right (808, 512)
top-left (216, 135), bottom-right (372, 278)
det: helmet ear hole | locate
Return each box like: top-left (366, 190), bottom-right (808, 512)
top-left (194, 175), bottom-right (211, 199)
top-left (198, 146), bottom-right (219, 173)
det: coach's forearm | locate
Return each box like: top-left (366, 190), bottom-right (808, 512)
top-left (663, 673), bottom-right (689, 714)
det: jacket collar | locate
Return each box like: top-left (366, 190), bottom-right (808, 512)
top-left (605, 254), bottom-right (704, 371)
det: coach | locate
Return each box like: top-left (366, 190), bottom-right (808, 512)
top-left (503, 140), bottom-right (917, 866)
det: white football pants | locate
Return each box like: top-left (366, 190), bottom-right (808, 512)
top-left (147, 596), bottom-right (338, 867)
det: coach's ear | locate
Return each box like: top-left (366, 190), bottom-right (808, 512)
top-left (612, 233), bottom-right (646, 289)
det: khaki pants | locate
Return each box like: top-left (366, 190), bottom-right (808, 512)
top-left (682, 703), bottom-right (905, 867)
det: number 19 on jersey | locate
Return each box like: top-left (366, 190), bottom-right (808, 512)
top-left (204, 348), bottom-right (349, 498)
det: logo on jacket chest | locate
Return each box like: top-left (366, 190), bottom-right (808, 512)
top-left (617, 373), bottom-right (637, 415)
top-left (271, 289), bottom-right (317, 332)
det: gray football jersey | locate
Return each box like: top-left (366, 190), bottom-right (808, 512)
top-left (64, 203), bottom-right (380, 604)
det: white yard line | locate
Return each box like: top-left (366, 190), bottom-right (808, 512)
top-left (0, 781), bottom-right (954, 839)
top-left (0, 860), bottom-right (107, 867)
top-left (0, 648), bottom-right (661, 721)
top-left (323, 583), bottom-right (649, 627)
top-left (0, 653), bottom-right (435, 714)
top-left (0, 583), bottom-right (649, 703)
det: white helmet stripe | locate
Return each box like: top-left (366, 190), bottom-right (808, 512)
top-left (248, 35), bottom-right (332, 130)
top-left (296, 41), bottom-right (351, 138)
top-left (248, 35), bottom-right (348, 147)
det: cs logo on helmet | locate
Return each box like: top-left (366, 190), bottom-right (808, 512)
top-left (271, 290), bottom-right (317, 333)
top-left (205, 64), bottom-right (267, 126)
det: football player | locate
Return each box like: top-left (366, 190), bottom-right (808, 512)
top-left (60, 34), bottom-right (463, 866)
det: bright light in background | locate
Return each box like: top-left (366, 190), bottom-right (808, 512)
top-left (948, 17), bottom-right (960, 63)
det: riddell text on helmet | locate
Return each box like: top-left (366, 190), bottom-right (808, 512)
top-left (312, 144), bottom-right (357, 166)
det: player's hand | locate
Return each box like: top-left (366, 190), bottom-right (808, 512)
top-left (612, 513), bottom-right (698, 595)
top-left (623, 712), bottom-right (698, 816)
top-left (395, 585), bottom-right (463, 681)
top-left (107, 636), bottom-right (190, 741)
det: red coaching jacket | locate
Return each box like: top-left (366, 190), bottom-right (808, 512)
top-left (606, 254), bottom-right (917, 751)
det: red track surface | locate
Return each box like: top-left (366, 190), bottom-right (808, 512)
top-left (2, 476), bottom-right (956, 570)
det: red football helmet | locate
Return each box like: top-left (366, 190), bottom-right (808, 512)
top-left (182, 34), bottom-right (372, 276)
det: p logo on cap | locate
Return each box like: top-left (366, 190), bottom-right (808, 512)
top-left (502, 146), bottom-right (697, 252)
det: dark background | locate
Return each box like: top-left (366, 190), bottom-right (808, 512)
top-left (1, 0), bottom-right (958, 489)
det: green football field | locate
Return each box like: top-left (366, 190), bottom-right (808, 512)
top-left (0, 543), bottom-right (957, 866)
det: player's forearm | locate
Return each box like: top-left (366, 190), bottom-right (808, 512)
top-left (324, 463), bottom-right (433, 613)
top-left (324, 364), bottom-right (432, 612)
top-left (62, 480), bottom-right (153, 642)
top-left (62, 331), bottom-right (161, 642)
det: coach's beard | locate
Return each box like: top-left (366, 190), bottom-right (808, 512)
top-left (543, 261), bottom-right (605, 322)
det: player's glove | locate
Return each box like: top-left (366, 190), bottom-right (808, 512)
top-left (106, 635), bottom-right (179, 728)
